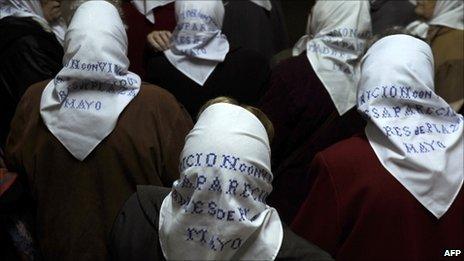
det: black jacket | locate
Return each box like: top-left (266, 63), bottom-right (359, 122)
top-left (146, 47), bottom-right (270, 118)
top-left (109, 186), bottom-right (334, 261)
top-left (0, 16), bottom-right (63, 149)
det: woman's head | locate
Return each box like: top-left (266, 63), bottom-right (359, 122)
top-left (415, 0), bottom-right (437, 20)
top-left (197, 97), bottom-right (274, 143)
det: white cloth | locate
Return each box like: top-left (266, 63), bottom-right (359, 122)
top-left (0, 0), bottom-right (66, 45)
top-left (406, 0), bottom-right (464, 38)
top-left (429, 0), bottom-right (464, 30)
top-left (358, 34), bottom-right (464, 219)
top-left (164, 1), bottom-right (229, 86)
top-left (405, 20), bottom-right (429, 39)
top-left (40, 1), bottom-right (141, 161)
top-left (293, 0), bottom-right (372, 115)
top-left (132, 0), bottom-right (272, 23)
top-left (249, 0), bottom-right (272, 11)
top-left (130, 0), bottom-right (174, 24)
top-left (159, 103), bottom-right (283, 260)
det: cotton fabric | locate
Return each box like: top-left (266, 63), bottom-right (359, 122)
top-left (40, 1), bottom-right (142, 161)
top-left (131, 0), bottom-right (174, 23)
top-left (0, 0), bottom-right (66, 45)
top-left (358, 34), bottom-right (464, 218)
top-left (5, 80), bottom-right (192, 260)
top-left (110, 185), bottom-right (334, 261)
top-left (292, 135), bottom-right (464, 261)
top-left (164, 1), bottom-right (230, 86)
top-left (429, 0), bottom-right (464, 30)
top-left (159, 103), bottom-right (283, 260)
top-left (293, 0), bottom-right (371, 115)
top-left (407, 0), bottom-right (464, 38)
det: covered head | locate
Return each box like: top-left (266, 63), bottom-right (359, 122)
top-left (0, 0), bottom-right (66, 44)
top-left (164, 0), bottom-right (230, 86)
top-left (358, 34), bottom-right (463, 218)
top-left (40, 0), bottom-right (141, 161)
top-left (159, 102), bottom-right (283, 260)
top-left (293, 0), bottom-right (372, 115)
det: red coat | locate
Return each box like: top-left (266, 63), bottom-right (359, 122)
top-left (122, 2), bottom-right (176, 79)
top-left (291, 135), bottom-right (464, 261)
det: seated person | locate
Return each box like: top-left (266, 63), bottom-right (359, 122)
top-left (408, 0), bottom-right (464, 111)
top-left (121, 0), bottom-right (176, 78)
top-left (146, 0), bottom-right (269, 118)
top-left (0, 0), bottom-right (66, 149)
top-left (141, 0), bottom-right (288, 62)
top-left (292, 34), bottom-right (464, 261)
top-left (370, 0), bottom-right (417, 35)
top-left (110, 97), bottom-right (333, 261)
top-left (4, 1), bottom-right (192, 260)
top-left (419, 0), bottom-right (463, 111)
top-left (259, 0), bottom-right (371, 223)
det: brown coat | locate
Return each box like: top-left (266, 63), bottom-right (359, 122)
top-left (427, 26), bottom-right (464, 105)
top-left (5, 81), bottom-right (193, 260)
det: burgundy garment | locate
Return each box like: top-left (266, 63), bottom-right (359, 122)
top-left (122, 2), bottom-right (176, 79)
top-left (292, 135), bottom-right (464, 261)
top-left (259, 53), bottom-right (365, 224)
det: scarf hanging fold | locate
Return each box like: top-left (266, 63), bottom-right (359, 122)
top-left (293, 0), bottom-right (372, 115)
top-left (40, 1), bottom-right (141, 161)
top-left (159, 103), bottom-right (283, 260)
top-left (358, 34), bottom-right (463, 219)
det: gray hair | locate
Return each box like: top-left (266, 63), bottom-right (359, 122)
top-left (60, 0), bottom-right (123, 24)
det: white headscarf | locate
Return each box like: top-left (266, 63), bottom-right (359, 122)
top-left (159, 103), bottom-right (283, 260)
top-left (249, 0), bottom-right (272, 11)
top-left (406, 0), bottom-right (464, 38)
top-left (0, 0), bottom-right (66, 45)
top-left (293, 0), bottom-right (372, 115)
top-left (132, 0), bottom-right (272, 24)
top-left (130, 0), bottom-right (174, 24)
top-left (358, 34), bottom-right (464, 219)
top-left (40, 1), bottom-right (141, 161)
top-left (429, 0), bottom-right (464, 30)
top-left (164, 0), bottom-right (230, 86)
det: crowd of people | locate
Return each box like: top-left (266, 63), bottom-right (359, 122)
top-left (0, 0), bottom-right (462, 260)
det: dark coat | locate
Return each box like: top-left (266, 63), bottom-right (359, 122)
top-left (292, 135), bottom-right (464, 261)
top-left (110, 185), bottom-right (334, 261)
top-left (259, 53), bottom-right (365, 224)
top-left (146, 47), bottom-right (270, 118)
top-left (0, 17), bottom-right (63, 149)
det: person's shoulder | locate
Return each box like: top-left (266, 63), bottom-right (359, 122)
top-left (318, 135), bottom-right (372, 168)
top-left (272, 53), bottom-right (312, 78)
top-left (138, 82), bottom-right (181, 104)
top-left (20, 80), bottom-right (50, 106)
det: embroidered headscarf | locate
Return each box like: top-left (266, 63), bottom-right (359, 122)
top-left (358, 34), bottom-right (463, 218)
top-left (131, 0), bottom-right (272, 24)
top-left (407, 0), bottom-right (464, 38)
top-left (164, 0), bottom-right (230, 86)
top-left (40, 1), bottom-right (141, 161)
top-left (293, 0), bottom-right (372, 115)
top-left (159, 103), bottom-right (283, 260)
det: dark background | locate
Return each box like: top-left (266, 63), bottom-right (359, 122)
top-left (280, 0), bottom-right (315, 45)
